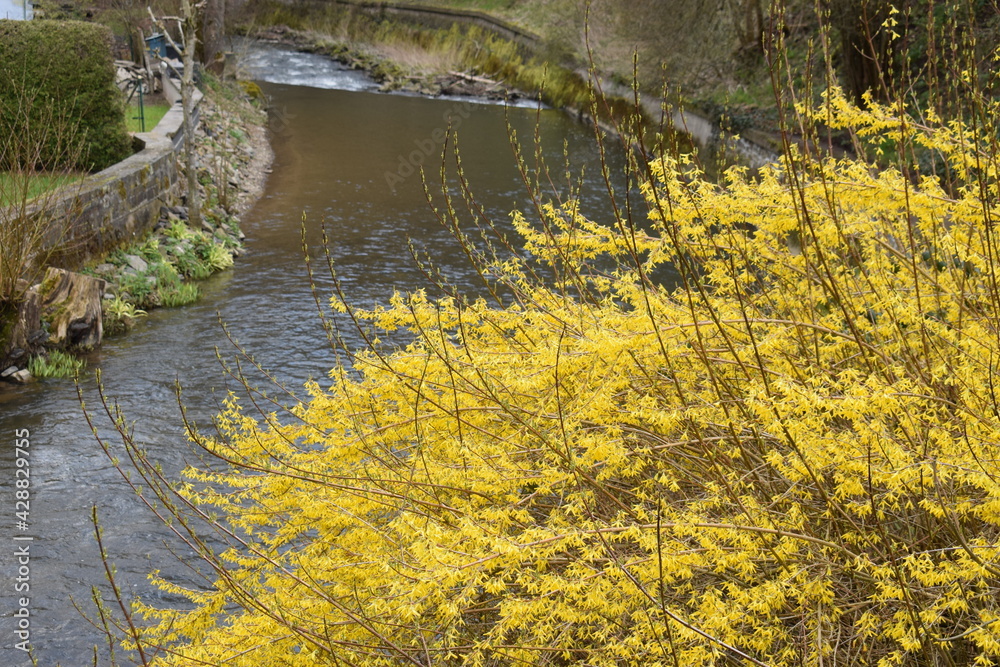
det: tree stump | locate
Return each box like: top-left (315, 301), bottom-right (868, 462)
top-left (39, 267), bottom-right (106, 349)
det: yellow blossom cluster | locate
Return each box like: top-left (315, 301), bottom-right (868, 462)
top-left (130, 89), bottom-right (1000, 666)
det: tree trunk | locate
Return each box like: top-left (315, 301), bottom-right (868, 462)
top-left (201, 0), bottom-right (226, 72)
top-left (743, 0), bottom-right (764, 54)
top-left (38, 268), bottom-right (105, 349)
top-left (181, 0), bottom-right (202, 230)
top-left (828, 0), bottom-right (901, 105)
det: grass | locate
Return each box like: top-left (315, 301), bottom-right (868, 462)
top-left (203, 71), bottom-right (268, 127)
top-left (0, 171), bottom-right (85, 206)
top-left (125, 103), bottom-right (171, 133)
top-left (28, 349), bottom-right (84, 379)
top-left (410, 0), bottom-right (520, 15)
top-left (160, 282), bottom-right (199, 308)
top-left (101, 216), bottom-right (234, 318)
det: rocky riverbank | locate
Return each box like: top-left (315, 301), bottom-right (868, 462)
top-left (92, 91), bottom-right (272, 333)
top-left (1, 82), bottom-right (273, 384)
top-left (241, 14), bottom-right (776, 170)
top-left (250, 24), bottom-right (535, 101)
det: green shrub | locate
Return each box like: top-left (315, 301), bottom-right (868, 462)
top-left (152, 260), bottom-right (181, 286)
top-left (102, 295), bottom-right (146, 336)
top-left (137, 237), bottom-right (161, 263)
top-left (0, 20), bottom-right (132, 172)
top-left (173, 248), bottom-right (211, 280)
top-left (164, 218), bottom-right (195, 241)
top-left (117, 272), bottom-right (156, 309)
top-left (203, 243), bottom-right (233, 272)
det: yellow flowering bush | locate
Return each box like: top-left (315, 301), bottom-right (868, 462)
top-left (110, 87), bottom-right (1000, 666)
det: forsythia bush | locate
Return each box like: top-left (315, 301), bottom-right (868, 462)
top-left (126, 89), bottom-right (1000, 666)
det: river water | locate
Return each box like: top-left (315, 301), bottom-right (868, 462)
top-left (0, 44), bottom-right (631, 665)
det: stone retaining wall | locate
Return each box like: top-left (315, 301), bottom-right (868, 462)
top-left (42, 90), bottom-right (202, 270)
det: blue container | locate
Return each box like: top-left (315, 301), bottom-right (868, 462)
top-left (145, 33), bottom-right (167, 60)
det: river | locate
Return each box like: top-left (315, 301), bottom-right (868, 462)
top-left (0, 43), bottom-right (632, 665)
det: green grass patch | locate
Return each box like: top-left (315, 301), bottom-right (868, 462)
top-left (125, 103), bottom-right (170, 133)
top-left (160, 282), bottom-right (200, 308)
top-left (0, 171), bottom-right (85, 206)
top-left (102, 294), bottom-right (147, 336)
top-left (28, 349), bottom-right (84, 378)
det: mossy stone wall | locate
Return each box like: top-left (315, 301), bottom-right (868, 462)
top-left (39, 95), bottom-right (200, 271)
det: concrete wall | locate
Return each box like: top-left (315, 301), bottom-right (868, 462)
top-left (41, 90), bottom-right (201, 270)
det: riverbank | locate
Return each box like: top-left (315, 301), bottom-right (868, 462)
top-left (244, 23), bottom-right (599, 119)
top-left (0, 77), bottom-right (272, 383)
top-left (236, 1), bottom-right (777, 169)
top-left (250, 24), bottom-right (531, 101)
top-left (244, 0), bottom-right (1000, 168)
top-left (89, 86), bottom-right (273, 336)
